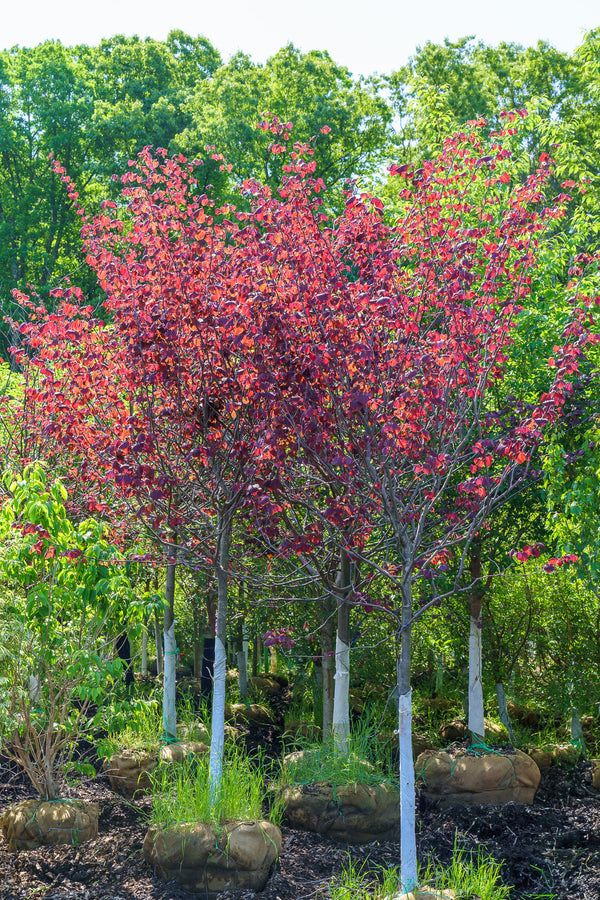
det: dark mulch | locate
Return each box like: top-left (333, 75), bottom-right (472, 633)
top-left (1, 748), bottom-right (600, 900)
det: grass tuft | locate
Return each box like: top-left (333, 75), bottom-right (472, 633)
top-left (150, 747), bottom-right (280, 828)
top-left (329, 837), bottom-right (514, 899)
top-left (280, 718), bottom-right (394, 790)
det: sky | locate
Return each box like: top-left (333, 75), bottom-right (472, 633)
top-left (1, 0), bottom-right (598, 76)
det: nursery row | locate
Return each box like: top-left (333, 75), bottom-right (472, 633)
top-left (3, 56), bottom-right (600, 895)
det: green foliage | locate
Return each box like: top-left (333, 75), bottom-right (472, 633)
top-left (95, 699), bottom-right (162, 760)
top-left (172, 43), bottom-right (392, 208)
top-left (0, 31), bottom-right (221, 322)
top-left (0, 464), bottom-right (139, 797)
top-left (388, 36), bottom-right (580, 163)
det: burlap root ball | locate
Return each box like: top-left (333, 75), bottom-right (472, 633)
top-left (143, 819), bottom-right (281, 895)
top-left (276, 780), bottom-right (399, 843)
top-left (159, 740), bottom-right (209, 764)
top-left (415, 748), bottom-right (540, 806)
top-left (104, 749), bottom-right (158, 798)
top-left (1, 798), bottom-right (98, 851)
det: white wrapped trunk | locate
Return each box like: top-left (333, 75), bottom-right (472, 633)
top-left (28, 674), bottom-right (41, 702)
top-left (332, 636), bottom-right (350, 754)
top-left (468, 614), bottom-right (485, 738)
top-left (398, 688), bottom-right (417, 892)
top-left (209, 635), bottom-right (227, 798)
top-left (237, 647), bottom-right (248, 699)
top-left (163, 620), bottom-right (177, 740)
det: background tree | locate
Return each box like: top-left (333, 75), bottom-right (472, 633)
top-left (173, 44), bottom-right (392, 208)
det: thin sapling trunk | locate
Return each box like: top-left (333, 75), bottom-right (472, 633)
top-left (209, 509), bottom-right (233, 800)
top-left (321, 608), bottom-right (335, 739)
top-left (163, 538), bottom-right (177, 741)
top-left (141, 623), bottom-right (148, 677)
top-left (237, 615), bottom-right (248, 700)
top-left (495, 681), bottom-right (516, 744)
top-left (332, 548), bottom-right (352, 754)
top-left (397, 569), bottom-right (418, 893)
top-left (468, 544), bottom-right (485, 739)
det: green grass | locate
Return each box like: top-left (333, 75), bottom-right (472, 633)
top-left (150, 747), bottom-right (281, 828)
top-left (96, 695), bottom-right (212, 760)
top-left (96, 699), bottom-right (162, 759)
top-left (329, 840), bottom-right (513, 899)
top-left (279, 719), bottom-right (394, 790)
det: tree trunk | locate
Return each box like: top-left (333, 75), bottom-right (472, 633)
top-left (163, 541), bottom-right (177, 741)
top-left (154, 572), bottom-right (163, 675)
top-left (571, 707), bottom-right (586, 753)
top-left (193, 599), bottom-right (203, 678)
top-left (201, 636), bottom-right (215, 702)
top-left (495, 682), bottom-right (516, 744)
top-left (313, 659), bottom-right (323, 727)
top-left (209, 508), bottom-right (233, 800)
top-left (253, 632), bottom-right (259, 677)
top-left (398, 570), bottom-right (417, 893)
top-left (141, 623), bottom-right (148, 677)
top-left (116, 631), bottom-right (134, 688)
top-left (141, 579), bottom-right (150, 677)
top-left (468, 544), bottom-right (485, 739)
top-left (468, 596), bottom-right (485, 738)
top-left (332, 548), bottom-right (352, 753)
top-left (237, 617), bottom-right (248, 699)
top-left (321, 606), bottom-right (335, 739)
top-left (435, 653), bottom-right (443, 696)
top-left (28, 674), bottom-right (41, 702)
top-left (154, 611), bottom-right (163, 675)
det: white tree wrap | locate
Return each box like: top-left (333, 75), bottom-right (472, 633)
top-left (163, 620), bottom-right (177, 740)
top-left (209, 635), bottom-right (227, 800)
top-left (332, 637), bottom-right (350, 753)
top-left (398, 688), bottom-right (418, 892)
top-left (468, 615), bottom-right (485, 738)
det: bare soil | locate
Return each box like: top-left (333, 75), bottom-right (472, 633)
top-left (1, 738), bottom-right (599, 900)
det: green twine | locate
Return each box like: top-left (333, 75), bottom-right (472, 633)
top-left (468, 734), bottom-right (504, 756)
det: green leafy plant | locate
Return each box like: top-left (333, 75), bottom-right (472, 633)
top-left (0, 465), bottom-right (140, 799)
top-left (95, 699), bottom-right (162, 760)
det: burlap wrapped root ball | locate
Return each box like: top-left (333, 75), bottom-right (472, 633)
top-left (143, 819), bottom-right (281, 894)
top-left (276, 780), bottom-right (400, 843)
top-left (230, 703), bottom-right (275, 726)
top-left (159, 740), bottom-right (209, 764)
top-left (415, 748), bottom-right (540, 805)
top-left (1, 798), bottom-right (98, 851)
top-left (104, 749), bottom-right (158, 798)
